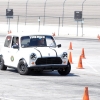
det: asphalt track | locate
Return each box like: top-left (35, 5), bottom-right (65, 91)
top-left (0, 36), bottom-right (100, 100)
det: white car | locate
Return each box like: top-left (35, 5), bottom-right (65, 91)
top-left (0, 32), bottom-right (71, 75)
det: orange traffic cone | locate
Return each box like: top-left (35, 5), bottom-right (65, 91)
top-left (97, 34), bottom-right (99, 38)
top-left (52, 32), bottom-right (55, 36)
top-left (98, 36), bottom-right (100, 40)
top-left (8, 30), bottom-right (12, 34)
top-left (77, 55), bottom-right (83, 69)
top-left (83, 87), bottom-right (89, 100)
top-left (68, 52), bottom-right (73, 64)
top-left (10, 30), bottom-right (12, 33)
top-left (81, 48), bottom-right (86, 59)
top-left (68, 42), bottom-right (73, 50)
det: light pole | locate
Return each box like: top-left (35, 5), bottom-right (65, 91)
top-left (82, 0), bottom-right (86, 36)
top-left (43, 0), bottom-right (47, 25)
top-left (62, 0), bottom-right (66, 27)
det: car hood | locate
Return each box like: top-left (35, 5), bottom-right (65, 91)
top-left (21, 47), bottom-right (65, 57)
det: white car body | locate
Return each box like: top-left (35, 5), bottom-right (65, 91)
top-left (0, 32), bottom-right (71, 75)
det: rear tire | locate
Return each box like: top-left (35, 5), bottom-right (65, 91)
top-left (17, 60), bottom-right (30, 75)
top-left (0, 56), bottom-right (7, 70)
top-left (58, 61), bottom-right (71, 76)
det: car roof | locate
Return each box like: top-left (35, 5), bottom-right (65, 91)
top-left (6, 31), bottom-right (53, 37)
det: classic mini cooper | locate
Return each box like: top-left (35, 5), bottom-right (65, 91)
top-left (0, 32), bottom-right (71, 75)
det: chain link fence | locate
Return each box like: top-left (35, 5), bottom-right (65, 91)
top-left (0, 0), bottom-right (100, 36)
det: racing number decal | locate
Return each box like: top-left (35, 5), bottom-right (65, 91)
top-left (10, 56), bottom-right (14, 61)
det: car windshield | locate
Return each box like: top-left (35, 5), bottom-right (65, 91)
top-left (21, 35), bottom-right (56, 48)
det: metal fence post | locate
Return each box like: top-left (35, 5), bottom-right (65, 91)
top-left (17, 15), bottom-right (19, 32)
top-left (58, 17), bottom-right (60, 36)
top-left (7, 0), bottom-right (10, 32)
top-left (62, 0), bottom-right (67, 27)
top-left (77, 21), bottom-right (78, 36)
top-left (25, 0), bottom-right (29, 25)
top-left (43, 0), bottom-right (47, 26)
top-left (38, 16), bottom-right (40, 32)
top-left (8, 18), bottom-right (10, 33)
top-left (82, 0), bottom-right (86, 37)
top-left (7, 0), bottom-right (10, 25)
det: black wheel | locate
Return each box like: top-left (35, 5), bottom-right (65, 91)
top-left (0, 56), bottom-right (7, 70)
top-left (17, 60), bottom-right (30, 75)
top-left (58, 61), bottom-right (71, 76)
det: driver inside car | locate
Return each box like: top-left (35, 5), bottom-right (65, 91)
top-left (12, 37), bottom-right (19, 48)
top-left (37, 38), bottom-right (45, 46)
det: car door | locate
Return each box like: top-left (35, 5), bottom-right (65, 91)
top-left (9, 47), bottom-right (19, 67)
top-left (8, 36), bottom-right (20, 68)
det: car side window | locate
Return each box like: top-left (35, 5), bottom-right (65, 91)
top-left (46, 36), bottom-right (56, 47)
top-left (11, 37), bottom-right (19, 47)
top-left (4, 36), bottom-right (12, 47)
top-left (21, 36), bottom-right (30, 47)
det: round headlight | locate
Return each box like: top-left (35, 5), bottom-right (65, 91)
top-left (30, 53), bottom-right (37, 60)
top-left (62, 52), bottom-right (67, 59)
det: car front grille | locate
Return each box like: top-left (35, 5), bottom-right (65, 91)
top-left (35, 57), bottom-right (62, 65)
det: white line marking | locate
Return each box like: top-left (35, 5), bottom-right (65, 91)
top-left (84, 60), bottom-right (100, 74)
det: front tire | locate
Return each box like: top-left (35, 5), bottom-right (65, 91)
top-left (17, 60), bottom-right (30, 75)
top-left (58, 61), bottom-right (71, 76)
top-left (0, 56), bottom-right (7, 70)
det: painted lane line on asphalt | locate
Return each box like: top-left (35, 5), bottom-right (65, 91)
top-left (84, 60), bottom-right (100, 74)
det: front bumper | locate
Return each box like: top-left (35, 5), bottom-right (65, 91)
top-left (29, 64), bottom-right (68, 70)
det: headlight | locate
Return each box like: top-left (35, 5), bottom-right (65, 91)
top-left (30, 53), bottom-right (37, 60)
top-left (62, 52), bottom-right (67, 59)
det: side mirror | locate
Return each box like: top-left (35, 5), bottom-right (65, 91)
top-left (57, 44), bottom-right (61, 48)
